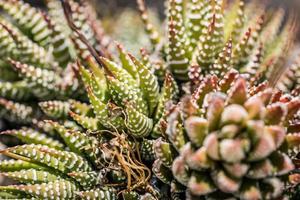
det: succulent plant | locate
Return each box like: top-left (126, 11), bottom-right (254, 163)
top-left (137, 0), bottom-right (296, 83)
top-left (0, 0), bottom-right (300, 199)
top-left (0, 0), bottom-right (176, 198)
top-left (0, 127), bottom-right (117, 199)
top-left (0, 95), bottom-right (163, 199)
top-left (153, 73), bottom-right (300, 199)
top-left (0, 0), bottom-right (112, 127)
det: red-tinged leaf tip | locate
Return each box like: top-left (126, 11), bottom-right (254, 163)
top-left (208, 14), bottom-right (216, 34)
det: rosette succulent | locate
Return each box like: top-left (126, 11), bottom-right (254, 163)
top-left (0, 0), bottom-right (111, 127)
top-left (0, 0), bottom-right (178, 198)
top-left (137, 0), bottom-right (296, 83)
top-left (153, 73), bottom-right (300, 199)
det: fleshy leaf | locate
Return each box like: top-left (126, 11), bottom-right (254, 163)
top-left (1, 128), bottom-right (64, 150)
top-left (125, 104), bottom-right (153, 138)
top-left (39, 100), bottom-right (70, 119)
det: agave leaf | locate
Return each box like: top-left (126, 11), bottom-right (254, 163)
top-left (185, 116), bottom-right (208, 147)
top-left (86, 56), bottom-right (108, 90)
top-left (211, 170), bottom-right (241, 193)
top-left (269, 152), bottom-right (294, 176)
top-left (0, 18), bottom-right (17, 58)
top-left (242, 42), bottom-right (264, 80)
top-left (139, 48), bottom-right (154, 72)
top-left (238, 181), bottom-right (262, 200)
top-left (249, 82), bottom-right (269, 98)
top-left (277, 56), bottom-right (300, 93)
top-left (251, 88), bottom-right (273, 107)
top-left (247, 130), bottom-right (276, 161)
top-left (206, 93), bottom-right (225, 131)
top-left (172, 156), bottom-right (190, 186)
top-left (264, 102), bottom-right (287, 125)
top-left (45, 0), bottom-right (70, 34)
top-left (79, 64), bottom-right (107, 102)
top-left (151, 104), bottom-right (171, 139)
top-left (285, 98), bottom-right (300, 124)
top-left (223, 162), bottom-right (249, 179)
top-left (68, 0), bottom-right (98, 52)
top-left (188, 145), bottom-right (214, 171)
top-left (166, 106), bottom-right (188, 152)
top-left (244, 95), bottom-right (265, 120)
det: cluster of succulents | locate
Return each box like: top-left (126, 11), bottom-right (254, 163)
top-left (0, 0), bottom-right (300, 199)
top-left (0, 0), bottom-right (86, 126)
top-left (136, 0), bottom-right (296, 82)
